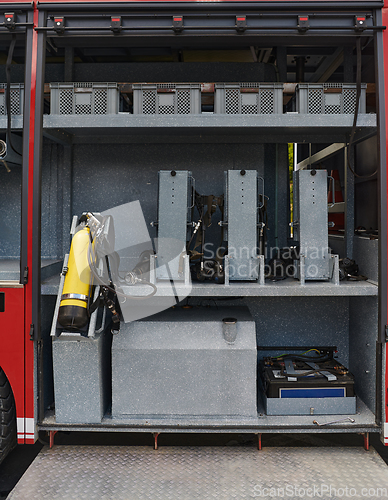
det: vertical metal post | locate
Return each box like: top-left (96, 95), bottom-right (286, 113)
top-left (275, 47), bottom-right (287, 82)
top-left (27, 5), bottom-right (46, 425)
top-left (21, 10), bottom-right (34, 287)
top-left (343, 46), bottom-right (354, 82)
top-left (49, 430), bottom-right (58, 448)
top-left (375, 7), bottom-right (388, 438)
top-left (363, 432), bottom-right (370, 451)
top-left (257, 433), bottom-right (262, 451)
top-left (64, 46), bottom-right (74, 82)
top-left (153, 432), bottom-right (160, 450)
top-left (60, 145), bottom-right (73, 257)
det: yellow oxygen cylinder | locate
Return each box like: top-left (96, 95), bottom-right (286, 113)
top-left (58, 226), bottom-right (93, 329)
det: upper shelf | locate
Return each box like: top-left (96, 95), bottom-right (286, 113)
top-left (37, 113), bottom-right (377, 145)
top-left (1, 113), bottom-right (377, 144)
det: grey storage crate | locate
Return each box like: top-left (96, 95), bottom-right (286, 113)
top-left (50, 82), bottom-right (119, 115)
top-left (296, 83), bottom-right (366, 114)
top-left (214, 83), bottom-right (283, 114)
top-left (0, 83), bottom-right (24, 115)
top-left (133, 83), bottom-right (201, 115)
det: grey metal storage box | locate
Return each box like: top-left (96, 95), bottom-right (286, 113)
top-left (50, 82), bottom-right (119, 115)
top-left (296, 83), bottom-right (367, 114)
top-left (133, 83), bottom-right (201, 114)
top-left (0, 83), bottom-right (24, 115)
top-left (214, 83), bottom-right (283, 114)
top-left (263, 395), bottom-right (356, 416)
top-left (52, 329), bottom-right (111, 424)
top-left (112, 307), bottom-right (257, 418)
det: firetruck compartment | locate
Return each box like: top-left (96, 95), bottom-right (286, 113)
top-left (0, 4), bottom-right (382, 436)
top-left (38, 71), bottom-right (379, 430)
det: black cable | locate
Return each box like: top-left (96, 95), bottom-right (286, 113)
top-left (347, 37), bottom-right (377, 179)
top-left (5, 34), bottom-right (22, 157)
top-left (280, 367), bottom-right (344, 378)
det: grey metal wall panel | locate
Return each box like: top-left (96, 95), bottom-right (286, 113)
top-left (247, 296), bottom-right (350, 368)
top-left (349, 296), bottom-right (378, 414)
top-left (353, 235), bottom-right (378, 282)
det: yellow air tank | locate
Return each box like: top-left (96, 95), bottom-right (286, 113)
top-left (58, 226), bottom-right (93, 329)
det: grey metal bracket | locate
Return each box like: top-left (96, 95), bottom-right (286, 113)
top-left (299, 254), bottom-right (306, 286)
top-left (224, 253), bottom-right (265, 285)
top-left (284, 359), bottom-right (297, 382)
top-left (330, 254), bottom-right (340, 285)
top-left (259, 255), bottom-right (265, 286)
top-left (224, 255), bottom-right (230, 286)
top-left (50, 254), bottom-right (69, 338)
top-left (87, 286), bottom-right (106, 338)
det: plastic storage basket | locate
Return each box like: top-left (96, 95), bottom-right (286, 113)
top-left (214, 83), bottom-right (283, 115)
top-left (133, 83), bottom-right (201, 115)
top-left (296, 83), bottom-right (366, 114)
top-left (0, 83), bottom-right (24, 115)
top-left (50, 82), bottom-right (119, 115)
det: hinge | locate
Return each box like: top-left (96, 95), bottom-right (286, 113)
top-left (29, 324), bottom-right (35, 341)
top-left (23, 266), bottom-right (28, 284)
top-left (385, 325), bottom-right (388, 342)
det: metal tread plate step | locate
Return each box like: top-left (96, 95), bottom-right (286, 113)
top-left (8, 445), bottom-right (388, 500)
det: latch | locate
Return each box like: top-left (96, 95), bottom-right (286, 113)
top-left (111, 16), bottom-right (122, 33)
top-left (4, 13), bottom-right (16, 30)
top-left (53, 17), bottom-right (65, 34)
top-left (297, 15), bottom-right (309, 32)
top-left (173, 15), bottom-right (183, 33)
top-left (236, 16), bottom-right (247, 32)
top-left (355, 15), bottom-right (367, 31)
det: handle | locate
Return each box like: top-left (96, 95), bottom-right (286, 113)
top-left (188, 175), bottom-right (196, 209)
top-left (328, 175), bottom-right (335, 208)
top-left (257, 175), bottom-right (265, 209)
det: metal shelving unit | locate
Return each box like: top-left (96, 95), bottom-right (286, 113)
top-left (41, 113), bottom-right (377, 145)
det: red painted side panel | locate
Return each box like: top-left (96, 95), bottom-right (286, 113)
top-left (383, 4), bottom-right (388, 445)
top-left (36, 0), bottom-right (378, 3)
top-left (22, 1), bottom-right (40, 446)
top-left (0, 287), bottom-right (25, 443)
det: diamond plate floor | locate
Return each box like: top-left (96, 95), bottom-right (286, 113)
top-left (7, 445), bottom-right (388, 500)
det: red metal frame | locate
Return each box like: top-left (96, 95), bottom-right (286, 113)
top-left (0, 2), bottom-right (38, 445)
top-left (0, 0), bottom-right (386, 447)
top-left (21, 1), bottom-right (40, 445)
top-left (0, 287), bottom-right (25, 442)
top-left (384, 1), bottom-right (388, 448)
top-left (36, 0), bottom-right (372, 3)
